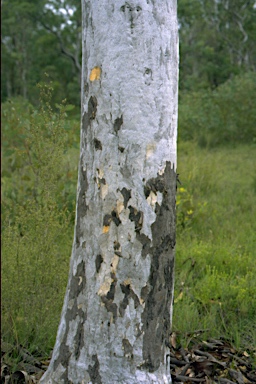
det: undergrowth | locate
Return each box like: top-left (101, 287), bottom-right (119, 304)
top-left (1, 81), bottom-right (79, 356)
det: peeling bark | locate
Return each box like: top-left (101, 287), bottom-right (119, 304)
top-left (40, 1), bottom-right (178, 383)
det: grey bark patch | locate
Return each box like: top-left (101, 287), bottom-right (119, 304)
top-left (120, 164), bottom-right (132, 178)
top-left (70, 261), bottom-right (86, 298)
top-left (122, 338), bottom-right (133, 358)
top-left (88, 354), bottom-right (102, 384)
top-left (141, 161), bottom-right (176, 372)
top-left (128, 206), bottom-right (143, 233)
top-left (100, 296), bottom-right (118, 321)
top-left (113, 115), bottom-right (123, 134)
top-left (95, 254), bottom-right (103, 273)
top-left (120, 187), bottom-right (131, 208)
top-left (53, 338), bottom-right (70, 375)
top-left (119, 283), bottom-right (140, 317)
top-left (94, 138), bottom-right (102, 150)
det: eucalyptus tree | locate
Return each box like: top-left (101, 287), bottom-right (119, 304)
top-left (40, 1), bottom-right (179, 383)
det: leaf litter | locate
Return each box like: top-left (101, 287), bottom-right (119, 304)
top-left (1, 333), bottom-right (256, 383)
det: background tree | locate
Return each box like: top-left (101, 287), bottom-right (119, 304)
top-left (40, 1), bottom-right (179, 383)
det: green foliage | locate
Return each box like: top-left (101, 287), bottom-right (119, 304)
top-left (173, 142), bottom-right (256, 349)
top-left (1, 83), bottom-right (79, 354)
top-left (1, 0), bottom-right (81, 107)
top-left (178, 0), bottom-right (256, 91)
top-left (178, 72), bottom-right (256, 147)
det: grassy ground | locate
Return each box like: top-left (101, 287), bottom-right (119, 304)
top-left (1, 97), bottom-right (256, 361)
top-left (173, 141), bottom-right (256, 350)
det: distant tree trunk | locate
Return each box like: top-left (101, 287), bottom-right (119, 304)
top-left (40, 1), bottom-right (178, 383)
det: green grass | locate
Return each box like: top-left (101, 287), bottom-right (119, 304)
top-left (1, 92), bottom-right (256, 361)
top-left (173, 141), bottom-right (256, 350)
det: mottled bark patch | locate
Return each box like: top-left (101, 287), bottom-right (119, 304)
top-left (128, 206), bottom-right (143, 233)
top-left (141, 161), bottom-right (176, 372)
top-left (88, 354), bottom-right (102, 384)
top-left (53, 341), bottom-right (71, 377)
top-left (114, 115), bottom-right (123, 134)
top-left (119, 283), bottom-right (140, 317)
top-left (53, 261), bottom-right (87, 373)
top-left (103, 210), bottom-right (121, 227)
top-left (111, 210), bottom-right (121, 226)
top-left (100, 297), bottom-right (118, 321)
top-left (100, 274), bottom-right (118, 321)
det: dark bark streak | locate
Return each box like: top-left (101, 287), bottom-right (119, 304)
top-left (76, 165), bottom-right (88, 247)
top-left (74, 319), bottom-right (85, 360)
top-left (95, 254), bottom-right (103, 273)
top-left (141, 161), bottom-right (176, 372)
top-left (82, 96), bottom-right (97, 134)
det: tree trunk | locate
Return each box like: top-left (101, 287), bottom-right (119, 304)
top-left (40, 1), bottom-right (178, 383)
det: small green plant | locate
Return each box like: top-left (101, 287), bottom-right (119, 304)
top-left (176, 185), bottom-right (207, 230)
